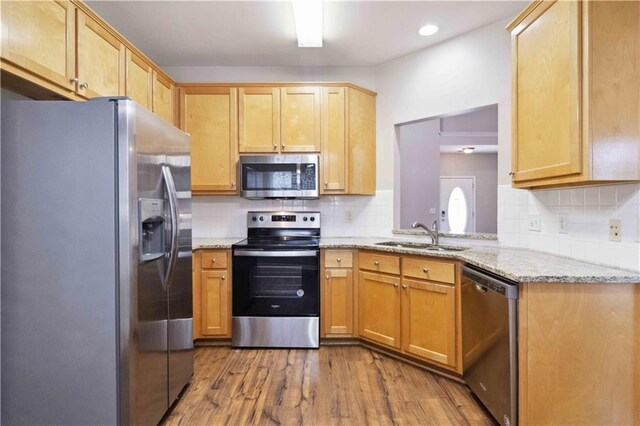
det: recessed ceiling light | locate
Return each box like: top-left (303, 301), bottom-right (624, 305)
top-left (292, 0), bottom-right (323, 47)
top-left (459, 146), bottom-right (476, 154)
top-left (418, 24), bottom-right (439, 36)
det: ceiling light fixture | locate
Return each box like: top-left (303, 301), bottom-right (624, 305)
top-left (292, 0), bottom-right (323, 47)
top-left (418, 24), bottom-right (439, 36)
top-left (460, 146), bottom-right (476, 154)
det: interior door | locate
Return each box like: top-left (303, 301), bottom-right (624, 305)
top-left (439, 177), bottom-right (475, 233)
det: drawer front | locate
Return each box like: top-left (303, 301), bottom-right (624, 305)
top-left (402, 257), bottom-right (455, 284)
top-left (358, 251), bottom-right (400, 275)
top-left (324, 250), bottom-right (353, 268)
top-left (201, 251), bottom-right (228, 269)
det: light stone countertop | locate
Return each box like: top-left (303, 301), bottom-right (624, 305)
top-left (192, 236), bottom-right (640, 284)
top-left (393, 229), bottom-right (498, 240)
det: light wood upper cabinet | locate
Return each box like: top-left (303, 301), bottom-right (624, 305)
top-left (200, 270), bottom-right (229, 337)
top-left (358, 271), bottom-right (401, 349)
top-left (125, 49), bottom-right (152, 109)
top-left (152, 70), bottom-right (175, 125)
top-left (76, 9), bottom-right (124, 98)
top-left (508, 0), bottom-right (640, 188)
top-left (401, 278), bottom-right (456, 367)
top-left (1, 0), bottom-right (76, 94)
top-left (323, 268), bottom-right (354, 337)
top-left (238, 87), bottom-right (281, 153)
top-left (180, 87), bottom-right (238, 194)
top-left (281, 87), bottom-right (321, 152)
top-left (321, 87), bottom-right (347, 194)
top-left (348, 88), bottom-right (376, 195)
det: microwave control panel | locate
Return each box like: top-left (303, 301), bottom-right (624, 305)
top-left (300, 164), bottom-right (316, 190)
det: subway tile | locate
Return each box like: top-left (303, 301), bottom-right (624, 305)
top-left (584, 187), bottom-right (599, 206)
top-left (599, 186), bottom-right (616, 207)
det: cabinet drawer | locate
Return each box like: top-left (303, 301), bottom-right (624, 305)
top-left (402, 257), bottom-right (455, 284)
top-left (324, 250), bottom-right (353, 268)
top-left (358, 251), bottom-right (400, 275)
top-left (201, 251), bottom-right (228, 269)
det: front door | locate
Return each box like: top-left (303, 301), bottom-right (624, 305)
top-left (440, 177), bottom-right (475, 234)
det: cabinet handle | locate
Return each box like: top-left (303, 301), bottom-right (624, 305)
top-left (393, 283), bottom-right (398, 288)
top-left (281, 144), bottom-right (286, 150)
top-left (324, 182), bottom-right (328, 187)
top-left (231, 182), bottom-right (235, 188)
top-left (326, 275), bottom-right (330, 280)
top-left (374, 261), bottom-right (379, 266)
top-left (402, 285), bottom-right (408, 290)
top-left (80, 82), bottom-right (89, 90)
top-left (423, 267), bottom-right (429, 273)
top-left (70, 77), bottom-right (79, 84)
top-left (273, 144), bottom-right (277, 150)
top-left (221, 276), bottom-right (226, 280)
top-left (336, 257), bottom-right (341, 262)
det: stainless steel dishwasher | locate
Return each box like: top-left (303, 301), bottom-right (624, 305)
top-left (462, 265), bottom-right (518, 426)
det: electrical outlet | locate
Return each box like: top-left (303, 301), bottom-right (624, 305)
top-left (345, 210), bottom-right (353, 224)
top-left (529, 214), bottom-right (541, 232)
top-left (609, 219), bottom-right (621, 242)
top-left (558, 213), bottom-right (568, 234)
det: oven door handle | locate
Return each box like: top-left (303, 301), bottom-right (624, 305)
top-left (234, 250), bottom-right (318, 257)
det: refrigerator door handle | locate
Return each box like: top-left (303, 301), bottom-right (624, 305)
top-left (161, 165), bottom-right (179, 290)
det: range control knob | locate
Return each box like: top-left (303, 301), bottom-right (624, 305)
top-left (310, 217), bottom-right (315, 222)
top-left (259, 216), bottom-right (265, 221)
top-left (252, 216), bottom-right (257, 221)
top-left (303, 216), bottom-right (308, 222)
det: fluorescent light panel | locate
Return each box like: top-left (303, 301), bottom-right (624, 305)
top-left (292, 0), bottom-right (323, 47)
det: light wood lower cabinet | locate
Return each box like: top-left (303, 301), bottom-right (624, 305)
top-left (401, 278), bottom-right (456, 367)
top-left (358, 271), bottom-right (401, 349)
top-left (357, 251), bottom-right (460, 371)
top-left (193, 250), bottom-right (231, 339)
top-left (322, 268), bottom-right (354, 337)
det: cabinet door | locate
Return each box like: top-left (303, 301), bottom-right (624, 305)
top-left (181, 87), bottom-right (238, 193)
top-left (321, 87), bottom-right (347, 193)
top-left (323, 269), bottom-right (354, 337)
top-left (511, 0), bottom-right (582, 183)
top-left (238, 87), bottom-right (280, 153)
top-left (125, 49), bottom-right (152, 109)
top-left (401, 278), bottom-right (456, 367)
top-left (281, 87), bottom-right (321, 152)
top-left (76, 10), bottom-right (125, 98)
top-left (200, 270), bottom-right (229, 337)
top-left (152, 70), bottom-right (174, 125)
top-left (358, 271), bottom-right (401, 349)
top-left (1, 0), bottom-right (76, 93)
top-left (348, 88), bottom-right (376, 195)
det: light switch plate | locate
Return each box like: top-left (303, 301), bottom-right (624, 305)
top-left (609, 219), bottom-right (621, 242)
top-left (529, 214), bottom-right (541, 232)
top-left (558, 213), bottom-right (568, 234)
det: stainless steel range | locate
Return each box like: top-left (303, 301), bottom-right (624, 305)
top-left (232, 211), bottom-right (320, 348)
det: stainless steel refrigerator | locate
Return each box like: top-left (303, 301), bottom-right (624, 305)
top-left (1, 98), bottom-right (193, 425)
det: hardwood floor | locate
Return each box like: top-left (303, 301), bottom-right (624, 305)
top-left (163, 346), bottom-right (495, 426)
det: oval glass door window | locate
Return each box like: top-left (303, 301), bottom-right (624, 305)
top-left (447, 187), bottom-right (468, 233)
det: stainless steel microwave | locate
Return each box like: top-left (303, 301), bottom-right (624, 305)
top-left (239, 155), bottom-right (319, 199)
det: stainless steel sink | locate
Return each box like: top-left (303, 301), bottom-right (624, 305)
top-left (375, 241), bottom-right (468, 251)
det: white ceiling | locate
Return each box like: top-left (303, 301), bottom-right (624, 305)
top-left (86, 1), bottom-right (525, 67)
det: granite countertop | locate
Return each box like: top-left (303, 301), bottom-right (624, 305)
top-left (393, 229), bottom-right (498, 240)
top-left (192, 237), bottom-right (640, 284)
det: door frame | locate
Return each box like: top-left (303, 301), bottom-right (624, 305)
top-left (439, 176), bottom-right (476, 233)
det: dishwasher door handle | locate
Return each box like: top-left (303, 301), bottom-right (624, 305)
top-left (474, 284), bottom-right (488, 294)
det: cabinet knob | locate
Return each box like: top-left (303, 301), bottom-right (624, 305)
top-left (509, 172), bottom-right (515, 176)
top-left (281, 144), bottom-right (286, 149)
top-left (337, 257), bottom-right (341, 262)
top-left (393, 283), bottom-right (399, 288)
top-left (374, 261), bottom-right (380, 266)
top-left (423, 267), bottom-right (429, 273)
top-left (324, 182), bottom-right (328, 187)
top-left (231, 182), bottom-right (235, 188)
top-left (70, 77), bottom-right (79, 84)
top-left (402, 285), bottom-right (408, 290)
top-left (80, 82), bottom-right (89, 90)
top-left (326, 275), bottom-right (330, 280)
top-left (273, 144), bottom-right (277, 150)
top-left (221, 276), bottom-right (226, 280)
top-left (211, 258), bottom-right (216, 263)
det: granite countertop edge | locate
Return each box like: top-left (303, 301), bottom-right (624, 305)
top-left (393, 229), bottom-right (498, 240)
top-left (191, 238), bottom-right (640, 285)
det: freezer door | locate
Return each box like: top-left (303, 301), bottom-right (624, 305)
top-left (118, 100), bottom-right (173, 426)
top-left (165, 129), bottom-right (194, 404)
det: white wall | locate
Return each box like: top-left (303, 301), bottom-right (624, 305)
top-left (163, 65), bottom-right (376, 90)
top-left (498, 184), bottom-right (640, 271)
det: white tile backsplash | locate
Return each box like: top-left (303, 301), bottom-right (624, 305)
top-left (498, 183), bottom-right (640, 271)
top-left (193, 190), bottom-right (395, 239)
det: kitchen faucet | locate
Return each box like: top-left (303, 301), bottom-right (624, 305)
top-left (411, 220), bottom-right (439, 245)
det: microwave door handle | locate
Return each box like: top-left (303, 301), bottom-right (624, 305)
top-left (161, 165), bottom-right (180, 290)
top-left (296, 163), bottom-right (301, 190)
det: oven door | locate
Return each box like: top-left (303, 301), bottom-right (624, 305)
top-left (232, 249), bottom-right (319, 316)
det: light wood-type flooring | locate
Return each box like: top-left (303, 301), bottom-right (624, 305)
top-left (162, 345), bottom-right (495, 426)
